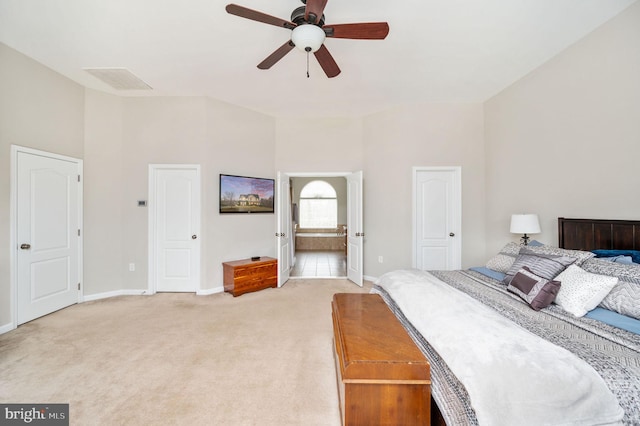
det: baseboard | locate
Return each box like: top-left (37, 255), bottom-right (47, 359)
top-left (0, 322), bottom-right (16, 335)
top-left (364, 275), bottom-right (379, 283)
top-left (82, 289), bottom-right (148, 302)
top-left (83, 287), bottom-right (224, 301)
top-left (197, 286), bottom-right (224, 296)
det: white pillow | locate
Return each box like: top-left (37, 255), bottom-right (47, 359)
top-left (554, 265), bottom-right (618, 317)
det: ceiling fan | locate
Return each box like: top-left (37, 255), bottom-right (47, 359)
top-left (225, 0), bottom-right (389, 78)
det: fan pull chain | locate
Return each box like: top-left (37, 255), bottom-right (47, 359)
top-left (306, 51), bottom-right (310, 78)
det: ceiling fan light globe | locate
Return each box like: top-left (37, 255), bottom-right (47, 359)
top-left (291, 24), bottom-right (326, 53)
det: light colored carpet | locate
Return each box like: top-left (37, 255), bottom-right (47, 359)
top-left (0, 279), bottom-right (372, 425)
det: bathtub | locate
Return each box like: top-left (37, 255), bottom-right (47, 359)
top-left (295, 232), bottom-right (346, 251)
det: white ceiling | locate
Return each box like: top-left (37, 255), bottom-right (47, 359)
top-left (0, 0), bottom-right (636, 118)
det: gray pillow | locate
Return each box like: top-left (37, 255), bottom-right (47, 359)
top-left (581, 258), bottom-right (640, 320)
top-left (503, 250), bottom-right (576, 285)
top-left (485, 242), bottom-right (521, 273)
top-left (524, 245), bottom-right (595, 266)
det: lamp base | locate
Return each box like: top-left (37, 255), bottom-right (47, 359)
top-left (520, 234), bottom-right (530, 246)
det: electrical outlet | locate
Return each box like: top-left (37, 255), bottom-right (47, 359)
top-left (378, 256), bottom-right (383, 263)
top-left (129, 263), bottom-right (135, 272)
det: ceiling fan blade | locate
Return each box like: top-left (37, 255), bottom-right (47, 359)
top-left (257, 41), bottom-right (295, 70)
top-left (305, 0), bottom-right (329, 24)
top-left (226, 4), bottom-right (296, 30)
top-left (324, 22), bottom-right (389, 39)
top-left (314, 45), bottom-right (341, 78)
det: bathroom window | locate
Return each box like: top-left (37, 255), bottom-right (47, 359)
top-left (299, 180), bottom-right (337, 228)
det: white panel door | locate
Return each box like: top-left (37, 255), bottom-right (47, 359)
top-left (16, 150), bottom-right (81, 324)
top-left (346, 171), bottom-right (363, 286)
top-left (276, 172), bottom-right (291, 287)
top-left (414, 167), bottom-right (461, 271)
top-left (152, 166), bottom-right (201, 292)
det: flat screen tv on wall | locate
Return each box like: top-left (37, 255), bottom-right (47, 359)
top-left (219, 174), bottom-right (275, 214)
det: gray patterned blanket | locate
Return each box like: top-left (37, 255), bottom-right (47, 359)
top-left (372, 269), bottom-right (640, 426)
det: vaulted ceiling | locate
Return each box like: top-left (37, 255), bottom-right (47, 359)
top-left (0, 0), bottom-right (636, 117)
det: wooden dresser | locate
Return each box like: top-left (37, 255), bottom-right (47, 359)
top-left (222, 257), bottom-right (277, 297)
top-left (331, 293), bottom-right (431, 426)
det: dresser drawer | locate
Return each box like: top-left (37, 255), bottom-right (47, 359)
top-left (234, 263), bottom-right (276, 279)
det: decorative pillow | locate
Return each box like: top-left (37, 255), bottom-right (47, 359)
top-left (599, 282), bottom-right (640, 320)
top-left (581, 258), bottom-right (640, 281)
top-left (581, 258), bottom-right (640, 319)
top-left (525, 245), bottom-right (595, 266)
top-left (503, 250), bottom-right (576, 285)
top-left (554, 264), bottom-right (619, 317)
top-left (592, 249), bottom-right (640, 264)
top-left (485, 241), bottom-right (521, 273)
top-left (506, 266), bottom-right (561, 311)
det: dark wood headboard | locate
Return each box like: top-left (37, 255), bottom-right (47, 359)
top-left (558, 217), bottom-right (640, 251)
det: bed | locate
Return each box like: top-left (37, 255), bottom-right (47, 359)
top-left (371, 218), bottom-right (640, 426)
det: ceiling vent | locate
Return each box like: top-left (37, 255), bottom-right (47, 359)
top-left (83, 68), bottom-right (152, 90)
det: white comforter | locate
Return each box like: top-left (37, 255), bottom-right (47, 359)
top-left (376, 269), bottom-right (624, 426)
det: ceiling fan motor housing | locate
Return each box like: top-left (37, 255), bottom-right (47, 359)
top-left (291, 5), bottom-right (324, 26)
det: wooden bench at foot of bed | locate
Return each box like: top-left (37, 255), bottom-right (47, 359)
top-left (331, 293), bottom-right (431, 426)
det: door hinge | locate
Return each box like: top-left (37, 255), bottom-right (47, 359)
top-left (78, 282), bottom-right (81, 290)
top-left (78, 175), bottom-right (81, 182)
top-left (78, 229), bottom-right (81, 236)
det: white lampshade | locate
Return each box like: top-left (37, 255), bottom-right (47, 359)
top-left (510, 214), bottom-right (541, 234)
top-left (291, 24), bottom-right (326, 53)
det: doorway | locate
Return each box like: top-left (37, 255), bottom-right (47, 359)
top-left (277, 172), bottom-right (363, 285)
top-left (290, 176), bottom-right (347, 278)
top-left (148, 164), bottom-right (201, 293)
top-left (11, 145), bottom-right (83, 326)
top-left (412, 167), bottom-right (462, 270)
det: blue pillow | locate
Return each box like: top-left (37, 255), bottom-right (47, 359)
top-left (469, 266), bottom-right (506, 281)
top-left (600, 255), bottom-right (634, 265)
top-left (585, 307), bottom-right (640, 335)
top-left (592, 249), bottom-right (640, 264)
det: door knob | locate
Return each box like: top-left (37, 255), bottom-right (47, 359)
top-left (20, 243), bottom-right (31, 250)
top-left (449, 233), bottom-right (455, 237)
top-left (192, 235), bottom-right (197, 239)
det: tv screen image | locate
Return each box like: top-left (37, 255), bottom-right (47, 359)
top-left (219, 174), bottom-right (275, 214)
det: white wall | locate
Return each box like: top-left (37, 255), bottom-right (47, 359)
top-left (0, 43), bottom-right (85, 326)
top-left (484, 1), bottom-right (640, 257)
top-left (205, 98), bottom-right (276, 287)
top-left (275, 117), bottom-right (364, 173)
top-left (362, 104), bottom-right (486, 277)
top-left (275, 112), bottom-right (486, 279)
top-left (85, 96), bottom-right (277, 294)
top-left (84, 90), bottom-right (124, 296)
